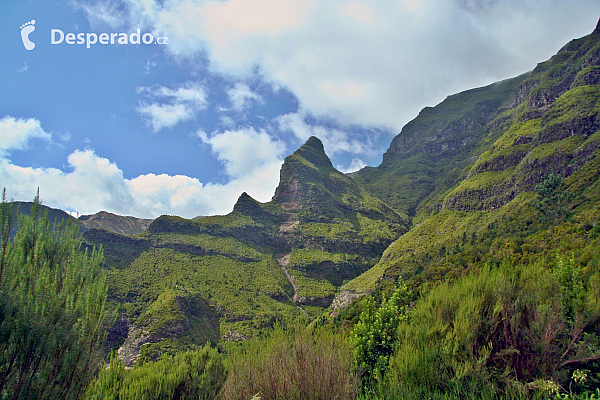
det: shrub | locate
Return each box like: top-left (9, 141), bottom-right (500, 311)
top-left (0, 191), bottom-right (109, 399)
top-left (350, 285), bottom-right (411, 388)
top-left (84, 344), bottom-right (226, 400)
top-left (380, 256), bottom-right (600, 399)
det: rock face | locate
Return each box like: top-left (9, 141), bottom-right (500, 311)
top-left (269, 136), bottom-right (408, 243)
top-left (117, 292), bottom-right (219, 367)
top-left (79, 211), bottom-right (153, 235)
top-left (442, 26), bottom-right (600, 212)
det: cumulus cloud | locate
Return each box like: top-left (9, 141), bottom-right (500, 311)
top-left (0, 120), bottom-right (286, 218)
top-left (136, 82), bottom-right (208, 132)
top-left (80, 0), bottom-right (600, 132)
top-left (275, 112), bottom-right (376, 157)
top-left (337, 158), bottom-right (367, 174)
top-left (226, 83), bottom-right (263, 112)
top-left (0, 116), bottom-right (51, 156)
top-left (199, 127), bottom-right (286, 178)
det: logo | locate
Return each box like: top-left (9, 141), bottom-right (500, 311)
top-left (20, 20), bottom-right (36, 50)
top-left (18, 20), bottom-right (167, 50)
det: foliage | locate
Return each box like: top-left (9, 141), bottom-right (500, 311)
top-left (108, 249), bottom-right (302, 341)
top-left (377, 255), bottom-right (600, 399)
top-left (350, 285), bottom-right (412, 388)
top-left (531, 172), bottom-right (573, 225)
top-left (218, 325), bottom-right (358, 400)
top-left (84, 344), bottom-right (226, 400)
top-left (0, 191), bottom-right (109, 399)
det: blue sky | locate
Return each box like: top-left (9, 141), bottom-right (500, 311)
top-left (1, 0), bottom-right (599, 218)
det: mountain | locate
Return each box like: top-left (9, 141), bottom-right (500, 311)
top-left (27, 21), bottom-right (600, 374)
top-left (339, 20), bottom-right (600, 300)
top-left (78, 211), bottom-right (152, 235)
top-left (83, 136), bottom-right (408, 365)
top-left (8, 201), bottom-right (76, 238)
top-left (353, 73), bottom-right (528, 217)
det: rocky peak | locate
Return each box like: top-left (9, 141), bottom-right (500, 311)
top-left (271, 136), bottom-right (333, 209)
top-left (293, 136), bottom-right (332, 169)
top-left (233, 192), bottom-right (262, 215)
top-left (78, 210), bottom-right (153, 235)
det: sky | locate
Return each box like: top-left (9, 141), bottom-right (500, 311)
top-left (0, 0), bottom-right (599, 219)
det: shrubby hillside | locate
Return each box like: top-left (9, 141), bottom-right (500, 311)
top-left (82, 136), bottom-right (408, 365)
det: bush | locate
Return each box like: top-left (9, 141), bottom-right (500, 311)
top-left (0, 192), bottom-right (109, 399)
top-left (218, 325), bottom-right (358, 400)
top-left (84, 344), bottom-right (226, 400)
top-left (350, 285), bottom-right (411, 388)
top-left (379, 256), bottom-right (600, 399)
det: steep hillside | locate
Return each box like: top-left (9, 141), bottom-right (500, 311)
top-left (353, 73), bottom-right (527, 217)
top-left (340, 21), bottom-right (600, 300)
top-left (84, 136), bottom-right (408, 365)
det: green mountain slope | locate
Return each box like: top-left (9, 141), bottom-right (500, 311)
top-left (84, 136), bottom-right (408, 365)
top-left (353, 73), bottom-right (528, 218)
top-left (341, 22), bottom-right (600, 298)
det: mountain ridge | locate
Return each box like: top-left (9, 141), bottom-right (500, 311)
top-left (339, 21), bottom-right (600, 300)
top-left (81, 135), bottom-right (409, 365)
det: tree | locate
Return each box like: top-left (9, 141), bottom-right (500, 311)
top-left (0, 191), bottom-right (109, 399)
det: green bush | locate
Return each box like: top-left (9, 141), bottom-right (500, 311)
top-left (0, 191), bottom-right (109, 399)
top-left (350, 285), bottom-right (411, 388)
top-left (85, 344), bottom-right (226, 400)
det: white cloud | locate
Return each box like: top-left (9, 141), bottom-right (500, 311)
top-left (136, 82), bottom-right (208, 132)
top-left (81, 0), bottom-right (600, 132)
top-left (199, 127), bottom-right (286, 179)
top-left (226, 83), bottom-right (263, 112)
top-left (337, 158), bottom-right (367, 174)
top-left (17, 62), bottom-right (28, 73)
top-left (335, 1), bottom-right (376, 26)
top-left (76, 0), bottom-right (128, 29)
top-left (275, 112), bottom-right (375, 157)
top-left (0, 121), bottom-right (286, 219)
top-left (144, 59), bottom-right (157, 74)
top-left (0, 116), bottom-right (51, 156)
top-left (0, 150), bottom-right (134, 216)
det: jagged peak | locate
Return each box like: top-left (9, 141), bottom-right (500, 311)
top-left (233, 192), bottom-right (259, 213)
top-left (233, 192), bottom-right (261, 215)
top-left (595, 18), bottom-right (600, 35)
top-left (293, 136), bottom-right (332, 169)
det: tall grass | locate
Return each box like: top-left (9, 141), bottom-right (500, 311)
top-left (218, 325), bottom-right (358, 400)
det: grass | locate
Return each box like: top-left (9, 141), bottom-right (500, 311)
top-left (218, 325), bottom-right (358, 400)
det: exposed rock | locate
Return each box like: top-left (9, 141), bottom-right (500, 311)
top-left (331, 290), bottom-right (366, 312)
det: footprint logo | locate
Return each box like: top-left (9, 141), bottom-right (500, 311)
top-left (20, 20), bottom-right (36, 50)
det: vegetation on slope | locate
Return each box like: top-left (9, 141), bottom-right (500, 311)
top-left (79, 136), bottom-right (409, 365)
top-left (343, 22), bottom-right (600, 296)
